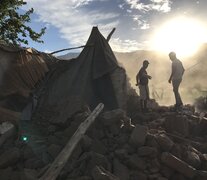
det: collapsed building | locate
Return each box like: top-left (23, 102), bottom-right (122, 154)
top-left (0, 27), bottom-right (207, 180)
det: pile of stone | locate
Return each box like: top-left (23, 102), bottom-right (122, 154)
top-left (0, 104), bottom-right (207, 180)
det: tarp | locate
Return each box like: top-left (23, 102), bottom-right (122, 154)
top-left (39, 27), bottom-right (125, 111)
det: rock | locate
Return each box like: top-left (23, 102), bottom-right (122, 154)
top-left (170, 144), bottom-right (182, 159)
top-left (101, 109), bottom-right (125, 126)
top-left (20, 169), bottom-right (38, 180)
top-left (157, 177), bottom-right (168, 180)
top-left (164, 114), bottom-right (189, 137)
top-left (92, 166), bottom-right (120, 180)
top-left (47, 135), bottom-right (61, 145)
top-left (74, 176), bottom-right (92, 180)
top-left (145, 133), bottom-right (159, 148)
top-left (160, 165), bottom-right (174, 179)
top-left (116, 134), bottom-right (129, 145)
top-left (23, 146), bottom-right (35, 160)
top-left (109, 124), bottom-right (120, 136)
top-left (195, 170), bottom-right (207, 180)
top-left (47, 125), bottom-right (57, 134)
top-left (54, 131), bottom-right (65, 139)
top-left (114, 149), bottom-right (128, 160)
top-left (148, 158), bottom-right (161, 173)
top-left (170, 173), bottom-right (187, 180)
top-left (200, 154), bottom-right (207, 170)
top-left (42, 152), bottom-right (53, 164)
top-left (47, 144), bottom-right (62, 159)
top-left (123, 144), bottom-right (136, 154)
top-left (10, 171), bottom-right (21, 180)
top-left (137, 146), bottom-right (158, 157)
top-left (81, 135), bottom-right (92, 151)
top-left (129, 124), bottom-right (148, 147)
top-left (130, 171), bottom-right (147, 180)
top-left (0, 147), bottom-right (20, 168)
top-left (126, 154), bottom-right (147, 170)
top-left (87, 152), bottom-right (111, 173)
top-left (63, 126), bottom-right (76, 138)
top-left (148, 173), bottom-right (163, 180)
top-left (37, 164), bottom-right (50, 178)
top-left (91, 139), bottom-right (107, 155)
top-left (161, 152), bottom-right (196, 179)
top-left (89, 128), bottom-right (105, 140)
top-left (113, 158), bottom-right (129, 180)
top-left (155, 134), bottom-right (174, 152)
top-left (24, 158), bottom-right (44, 169)
top-left (185, 151), bottom-right (201, 168)
top-left (0, 167), bottom-right (12, 180)
top-left (0, 124), bottom-right (17, 148)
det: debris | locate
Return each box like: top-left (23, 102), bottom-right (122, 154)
top-left (129, 124), bottom-right (148, 147)
top-left (0, 27), bottom-right (207, 180)
top-left (92, 166), bottom-right (120, 180)
top-left (0, 121), bottom-right (14, 135)
top-left (155, 133), bottom-right (174, 152)
top-left (39, 103), bottom-right (104, 180)
top-left (161, 152), bottom-right (196, 178)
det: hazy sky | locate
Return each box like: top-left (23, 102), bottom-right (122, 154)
top-left (24, 0), bottom-right (207, 54)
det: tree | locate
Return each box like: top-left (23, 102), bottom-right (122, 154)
top-left (0, 0), bottom-right (46, 45)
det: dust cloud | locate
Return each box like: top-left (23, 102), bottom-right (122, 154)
top-left (114, 44), bottom-right (207, 106)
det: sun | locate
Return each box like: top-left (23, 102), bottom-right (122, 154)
top-left (151, 17), bottom-right (207, 57)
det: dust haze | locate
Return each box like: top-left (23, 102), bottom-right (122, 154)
top-left (114, 43), bottom-right (207, 106)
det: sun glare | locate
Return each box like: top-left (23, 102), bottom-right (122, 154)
top-left (152, 17), bottom-right (207, 57)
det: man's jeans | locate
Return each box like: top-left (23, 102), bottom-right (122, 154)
top-left (172, 79), bottom-right (183, 106)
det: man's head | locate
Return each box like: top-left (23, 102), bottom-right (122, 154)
top-left (169, 51), bottom-right (176, 61)
top-left (143, 60), bottom-right (149, 69)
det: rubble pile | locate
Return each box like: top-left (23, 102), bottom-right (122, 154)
top-left (194, 96), bottom-right (207, 114)
top-left (0, 103), bottom-right (207, 180)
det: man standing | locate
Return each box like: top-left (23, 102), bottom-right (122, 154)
top-left (136, 60), bottom-right (152, 112)
top-left (168, 52), bottom-right (185, 110)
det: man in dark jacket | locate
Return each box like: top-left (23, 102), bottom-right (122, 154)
top-left (136, 60), bottom-right (152, 112)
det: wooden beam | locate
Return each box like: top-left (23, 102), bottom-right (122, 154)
top-left (106, 28), bottom-right (116, 42)
top-left (50, 44), bottom-right (94, 55)
top-left (39, 103), bottom-right (104, 180)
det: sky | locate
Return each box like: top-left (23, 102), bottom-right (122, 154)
top-left (24, 0), bottom-right (207, 55)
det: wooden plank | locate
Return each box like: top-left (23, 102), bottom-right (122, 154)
top-left (185, 114), bottom-right (207, 122)
top-left (106, 28), bottom-right (116, 42)
top-left (50, 45), bottom-right (94, 55)
top-left (39, 103), bottom-right (104, 180)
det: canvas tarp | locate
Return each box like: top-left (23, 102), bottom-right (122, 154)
top-left (39, 27), bottom-right (125, 111)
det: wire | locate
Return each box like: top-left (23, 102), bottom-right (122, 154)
top-left (155, 58), bottom-right (206, 86)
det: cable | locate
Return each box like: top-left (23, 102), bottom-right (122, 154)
top-left (155, 58), bottom-right (206, 85)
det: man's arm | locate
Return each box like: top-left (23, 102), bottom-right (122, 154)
top-left (142, 73), bottom-right (151, 79)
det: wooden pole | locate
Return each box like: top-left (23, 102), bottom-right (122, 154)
top-left (39, 103), bottom-right (104, 180)
top-left (50, 44), bottom-right (94, 55)
top-left (106, 28), bottom-right (116, 42)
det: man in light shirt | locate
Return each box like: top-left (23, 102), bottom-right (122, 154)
top-left (168, 52), bottom-right (185, 110)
